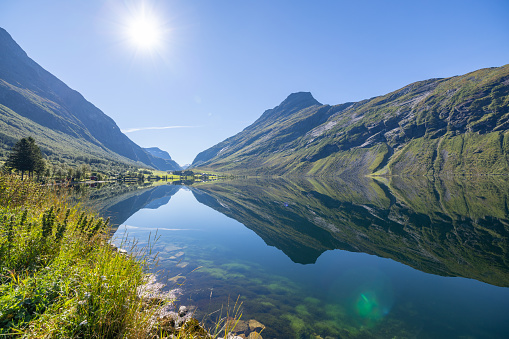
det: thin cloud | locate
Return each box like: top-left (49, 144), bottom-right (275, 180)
top-left (121, 125), bottom-right (199, 133)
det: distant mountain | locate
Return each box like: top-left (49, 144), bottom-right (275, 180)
top-left (0, 27), bottom-right (174, 171)
top-left (192, 65), bottom-right (509, 176)
top-left (143, 147), bottom-right (181, 171)
top-left (144, 147), bottom-right (173, 161)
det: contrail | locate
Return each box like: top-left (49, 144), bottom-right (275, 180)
top-left (121, 126), bottom-right (199, 133)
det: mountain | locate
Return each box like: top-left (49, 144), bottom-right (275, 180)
top-left (192, 65), bottom-right (509, 176)
top-left (143, 147), bottom-right (181, 171)
top-left (143, 147), bottom-right (174, 161)
top-left (0, 27), bottom-right (174, 171)
top-left (192, 177), bottom-right (509, 287)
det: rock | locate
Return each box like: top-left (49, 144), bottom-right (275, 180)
top-left (247, 332), bottom-right (263, 339)
top-left (174, 251), bottom-right (185, 258)
top-left (182, 318), bottom-right (209, 337)
top-left (168, 275), bottom-right (186, 283)
top-left (248, 319), bottom-right (265, 332)
top-left (178, 306), bottom-right (188, 317)
top-left (112, 247), bottom-right (127, 255)
top-left (158, 315), bottom-right (176, 331)
top-left (225, 335), bottom-right (244, 339)
top-left (164, 245), bottom-right (183, 252)
top-left (230, 319), bottom-right (248, 333)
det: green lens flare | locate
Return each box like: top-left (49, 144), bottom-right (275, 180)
top-left (355, 290), bottom-right (391, 323)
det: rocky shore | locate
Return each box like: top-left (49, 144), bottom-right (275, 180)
top-left (135, 271), bottom-right (266, 338)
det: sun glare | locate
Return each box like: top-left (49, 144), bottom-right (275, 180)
top-left (128, 16), bottom-right (161, 49)
top-left (122, 2), bottom-right (166, 53)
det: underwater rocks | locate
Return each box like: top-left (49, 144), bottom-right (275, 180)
top-left (154, 307), bottom-right (209, 338)
top-left (218, 318), bottom-right (266, 339)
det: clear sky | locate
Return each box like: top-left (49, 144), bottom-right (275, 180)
top-left (1, 0), bottom-right (508, 165)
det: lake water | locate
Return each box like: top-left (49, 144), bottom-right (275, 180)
top-left (95, 176), bottom-right (509, 338)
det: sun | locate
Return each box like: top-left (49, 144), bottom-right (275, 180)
top-left (122, 3), bottom-right (166, 52)
top-left (128, 16), bottom-right (161, 50)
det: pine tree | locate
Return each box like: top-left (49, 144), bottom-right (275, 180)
top-left (5, 137), bottom-right (45, 179)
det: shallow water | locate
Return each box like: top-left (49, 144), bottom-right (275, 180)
top-left (107, 177), bottom-right (509, 338)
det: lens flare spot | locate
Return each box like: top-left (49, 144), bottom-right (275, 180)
top-left (353, 286), bottom-right (393, 329)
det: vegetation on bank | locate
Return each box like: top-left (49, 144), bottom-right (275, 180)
top-left (1, 137), bottom-right (219, 184)
top-left (0, 174), bottom-right (152, 337)
top-left (0, 174), bottom-right (234, 338)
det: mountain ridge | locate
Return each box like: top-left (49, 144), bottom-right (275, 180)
top-left (192, 65), bottom-right (509, 176)
top-left (143, 147), bottom-right (181, 171)
top-left (0, 27), bottom-right (176, 171)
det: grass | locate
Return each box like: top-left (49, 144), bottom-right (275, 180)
top-left (0, 174), bottom-right (239, 338)
top-left (0, 174), bottom-right (155, 337)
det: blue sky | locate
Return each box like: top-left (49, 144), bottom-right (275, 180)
top-left (1, 0), bottom-right (508, 165)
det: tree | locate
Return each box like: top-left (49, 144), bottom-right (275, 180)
top-left (78, 164), bottom-right (89, 181)
top-left (5, 137), bottom-right (45, 179)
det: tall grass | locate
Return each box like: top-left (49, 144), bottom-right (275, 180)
top-left (0, 175), bottom-right (167, 338)
top-left (0, 174), bottom-right (241, 338)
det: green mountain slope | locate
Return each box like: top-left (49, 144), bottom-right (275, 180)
top-left (192, 65), bottom-right (509, 176)
top-left (0, 27), bottom-right (176, 171)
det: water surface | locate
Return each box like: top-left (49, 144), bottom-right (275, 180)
top-left (103, 177), bottom-right (509, 338)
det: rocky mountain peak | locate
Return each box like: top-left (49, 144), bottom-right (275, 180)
top-left (278, 92), bottom-right (321, 110)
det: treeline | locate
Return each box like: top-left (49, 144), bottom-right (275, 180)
top-left (1, 137), bottom-right (220, 185)
top-left (0, 137), bottom-right (153, 182)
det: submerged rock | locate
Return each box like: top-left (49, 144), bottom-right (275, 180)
top-left (231, 319), bottom-right (249, 333)
top-left (248, 319), bottom-right (265, 332)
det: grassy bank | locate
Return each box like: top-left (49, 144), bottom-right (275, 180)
top-left (0, 174), bottom-right (227, 338)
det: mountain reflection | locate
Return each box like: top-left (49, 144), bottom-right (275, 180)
top-left (191, 176), bottom-right (509, 287)
top-left (87, 183), bottom-right (181, 230)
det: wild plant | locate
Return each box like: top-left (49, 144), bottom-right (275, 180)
top-left (0, 173), bottom-right (235, 338)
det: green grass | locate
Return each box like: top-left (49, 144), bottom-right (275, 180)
top-left (0, 174), bottom-right (236, 338)
top-left (0, 174), bottom-right (157, 337)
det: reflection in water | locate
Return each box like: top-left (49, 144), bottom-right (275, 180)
top-left (192, 176), bottom-right (509, 287)
top-left (95, 177), bottom-right (509, 338)
top-left (85, 183), bottom-right (181, 229)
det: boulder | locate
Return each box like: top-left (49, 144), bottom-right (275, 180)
top-left (248, 319), bottom-right (265, 332)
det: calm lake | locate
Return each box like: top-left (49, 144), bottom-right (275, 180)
top-left (91, 176), bottom-right (509, 338)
